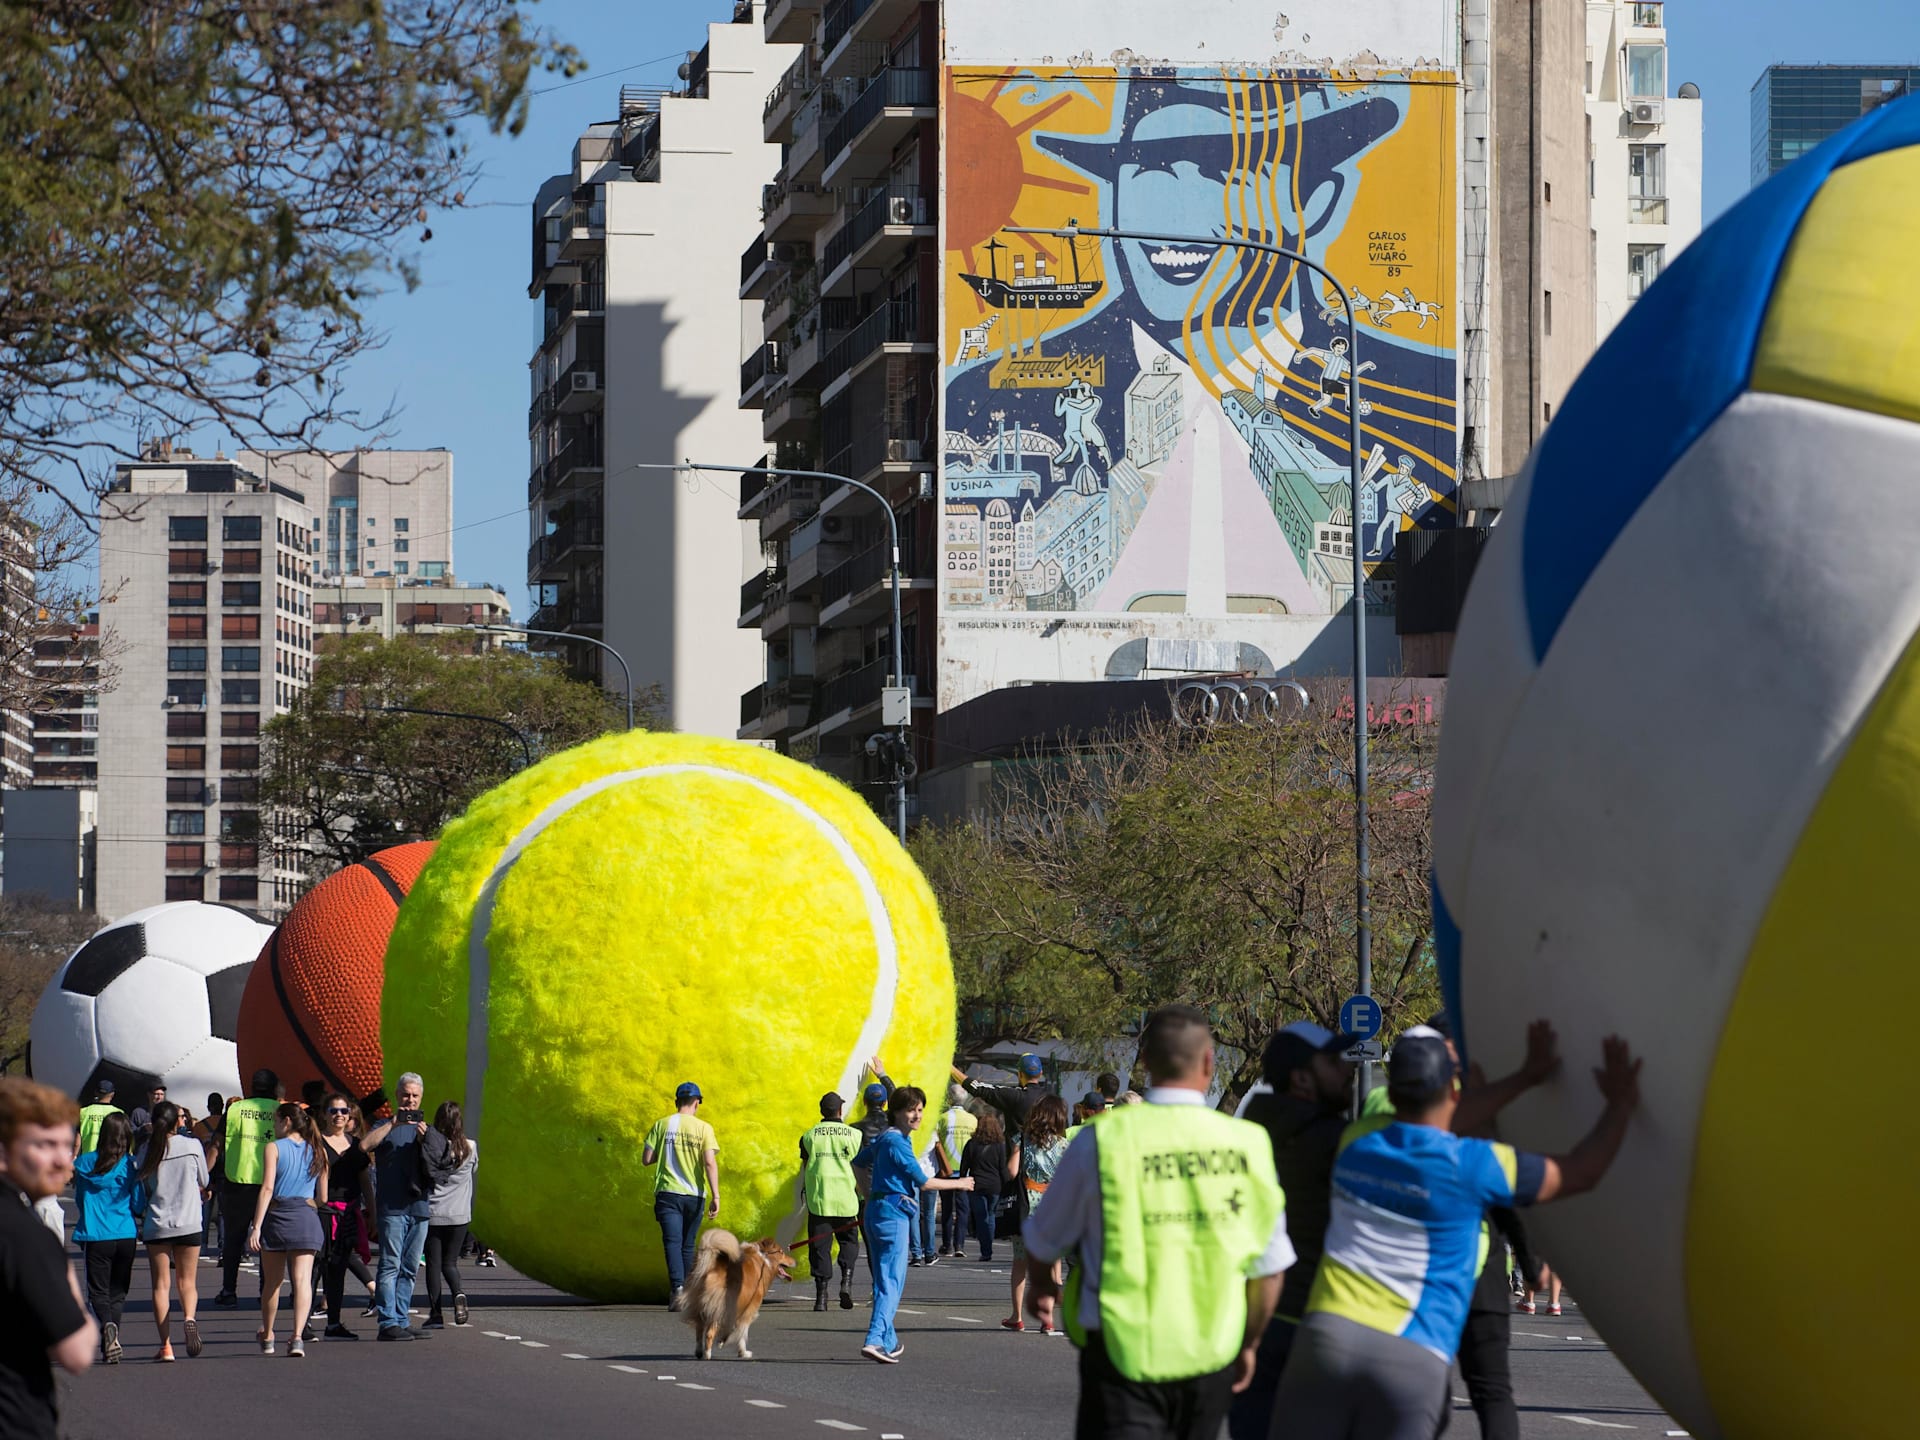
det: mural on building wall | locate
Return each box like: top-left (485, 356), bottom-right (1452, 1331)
top-left (939, 63), bottom-right (1458, 696)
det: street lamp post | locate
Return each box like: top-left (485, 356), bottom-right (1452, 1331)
top-left (462, 623), bottom-right (635, 731)
top-left (1010, 223), bottom-right (1375, 1098)
top-left (627, 460), bottom-right (912, 846)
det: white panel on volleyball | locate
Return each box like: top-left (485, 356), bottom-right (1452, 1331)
top-left (1452, 391), bottom-right (1920, 1435)
top-left (92, 955), bottom-right (217, 1078)
top-left (28, 990), bottom-right (96, 1097)
top-left (143, 904), bottom-right (272, 974)
top-left (164, 1033), bottom-right (246, 1108)
top-left (1431, 451), bottom-right (1542, 902)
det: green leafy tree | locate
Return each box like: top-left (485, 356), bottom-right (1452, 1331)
top-left (913, 682), bottom-right (1439, 1093)
top-left (260, 636), bottom-right (649, 875)
top-left (0, 896), bottom-right (100, 1074)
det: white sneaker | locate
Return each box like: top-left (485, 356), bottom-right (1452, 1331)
top-left (861, 1344), bottom-right (898, 1365)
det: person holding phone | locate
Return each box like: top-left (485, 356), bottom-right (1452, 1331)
top-left (361, 1072), bottom-right (453, 1342)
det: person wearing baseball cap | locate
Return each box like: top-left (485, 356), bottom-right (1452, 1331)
top-left (1272, 1026), bottom-right (1642, 1440)
top-left (76, 1079), bottom-right (120, 1158)
top-left (949, 1051), bottom-right (1053, 1136)
top-left (800, 1093), bottom-right (863, 1311)
top-left (848, 1058), bottom-right (896, 1280)
top-left (1226, 1021), bottom-right (1357, 1438)
top-left (641, 1082), bottom-right (719, 1312)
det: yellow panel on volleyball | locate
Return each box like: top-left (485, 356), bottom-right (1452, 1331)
top-left (1689, 626), bottom-right (1920, 1437)
top-left (1751, 144), bottom-right (1920, 425)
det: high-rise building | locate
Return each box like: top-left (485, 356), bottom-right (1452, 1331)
top-left (1751, 64), bottom-right (1919, 187)
top-left (236, 449), bottom-right (454, 583)
top-left (312, 577), bottom-right (513, 650)
top-left (1, 519), bottom-right (33, 789)
top-left (95, 449), bottom-right (314, 920)
top-left (1585, 2), bottom-right (1703, 341)
top-left (29, 620), bottom-right (100, 789)
top-left (526, 4), bottom-right (791, 737)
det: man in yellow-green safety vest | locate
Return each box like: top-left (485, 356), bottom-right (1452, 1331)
top-left (800, 1092), bottom-right (863, 1312)
top-left (75, 1079), bottom-right (122, 1156)
top-left (1025, 1006), bottom-right (1296, 1440)
top-left (213, 1068), bottom-right (282, 1307)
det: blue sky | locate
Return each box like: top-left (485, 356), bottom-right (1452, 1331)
top-left (185, 0), bottom-right (1920, 614)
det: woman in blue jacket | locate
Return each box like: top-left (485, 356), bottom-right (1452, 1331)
top-left (73, 1111), bottom-right (142, 1363)
top-left (853, 1086), bottom-right (972, 1366)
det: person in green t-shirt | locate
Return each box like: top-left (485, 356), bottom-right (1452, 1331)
top-left (641, 1082), bottom-right (719, 1312)
top-left (799, 1093), bottom-right (862, 1311)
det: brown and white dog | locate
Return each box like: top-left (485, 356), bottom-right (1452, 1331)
top-left (682, 1229), bottom-right (796, 1360)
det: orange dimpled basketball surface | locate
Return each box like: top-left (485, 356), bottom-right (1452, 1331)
top-left (235, 842), bottom-right (433, 1110)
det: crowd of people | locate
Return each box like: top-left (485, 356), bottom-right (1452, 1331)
top-left (0, 1004), bottom-right (1639, 1440)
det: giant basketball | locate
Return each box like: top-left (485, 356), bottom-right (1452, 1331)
top-left (1432, 97), bottom-right (1920, 1439)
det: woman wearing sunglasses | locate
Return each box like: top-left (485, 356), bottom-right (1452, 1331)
top-left (316, 1094), bottom-right (378, 1339)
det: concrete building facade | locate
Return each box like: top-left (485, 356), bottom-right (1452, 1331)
top-left (312, 578), bottom-right (513, 649)
top-left (527, 4), bottom-right (790, 738)
top-left (1586, 2), bottom-right (1703, 342)
top-left (237, 449), bottom-right (454, 583)
top-left (95, 453), bottom-right (314, 921)
top-left (28, 621), bottom-right (100, 789)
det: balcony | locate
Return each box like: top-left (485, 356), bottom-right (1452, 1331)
top-left (765, 0), bottom-right (821, 44)
top-left (561, 197), bottom-right (605, 261)
top-left (760, 474), bottom-right (823, 540)
top-left (819, 542), bottom-right (890, 613)
top-left (760, 578), bottom-right (818, 636)
top-left (761, 379), bottom-right (819, 445)
top-left (763, 175), bottom-right (836, 242)
top-left (553, 430), bottom-right (605, 491)
top-left (738, 462), bottom-right (773, 517)
top-left (763, 51), bottom-right (817, 143)
top-left (742, 236), bottom-right (778, 297)
top-left (822, 67), bottom-right (935, 187)
top-left (763, 262), bottom-right (813, 337)
top-left (1628, 194), bottom-right (1668, 225)
top-left (814, 655), bottom-right (887, 727)
top-left (823, 0), bottom-right (918, 69)
top-left (819, 290), bottom-right (926, 403)
top-left (822, 184), bottom-right (933, 292)
top-left (740, 682), bottom-right (766, 729)
top-left (762, 676), bottom-right (816, 734)
top-left (739, 568), bottom-right (773, 626)
top-left (740, 340), bottom-right (786, 408)
top-left (556, 362), bottom-right (603, 414)
top-left (823, 416), bottom-right (926, 485)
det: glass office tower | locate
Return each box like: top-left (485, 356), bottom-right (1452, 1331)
top-left (1750, 65), bottom-right (1920, 186)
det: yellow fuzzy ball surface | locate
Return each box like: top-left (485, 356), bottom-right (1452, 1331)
top-left (381, 731), bottom-right (956, 1301)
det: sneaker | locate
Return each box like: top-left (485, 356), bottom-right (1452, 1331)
top-left (887, 1343), bottom-right (906, 1361)
top-left (361, 1304), bottom-right (378, 1318)
top-left (478, 1251), bottom-right (498, 1268)
top-left (288, 1338), bottom-right (305, 1359)
top-left (424, 1313), bottom-right (445, 1330)
top-left (1547, 1304), bottom-right (1563, 1317)
top-left (937, 1247), bottom-right (952, 1257)
top-left (1517, 1301), bottom-right (1536, 1315)
top-left (183, 1319), bottom-right (203, 1359)
top-left (211, 1291), bottom-right (238, 1309)
top-left (325, 1324), bottom-right (358, 1339)
top-left (861, 1343), bottom-right (898, 1365)
top-left (453, 1294), bottom-right (470, 1327)
top-left (921, 1254), bottom-right (939, 1268)
top-left (156, 1344), bottom-right (175, 1362)
top-left (301, 1319), bottom-right (317, 1344)
top-left (376, 1327), bottom-right (415, 1342)
top-left (667, 1286), bottom-right (686, 1313)
top-left (1041, 1327), bottom-right (1066, 1337)
top-left (1000, 1317), bottom-right (1025, 1332)
top-left (907, 1256), bottom-right (923, 1267)
top-left (102, 1323), bottom-right (121, 1365)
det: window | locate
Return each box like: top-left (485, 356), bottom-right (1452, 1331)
top-left (224, 548), bottom-right (262, 573)
top-left (167, 614), bottom-right (207, 639)
top-left (166, 711), bottom-right (206, 738)
top-left (395, 539), bottom-right (409, 553)
top-left (1625, 42), bottom-right (1665, 99)
top-left (166, 745), bottom-right (206, 771)
top-left (220, 811), bottom-right (260, 839)
top-left (223, 515), bottom-right (262, 541)
top-left (396, 562), bottom-right (409, 575)
top-left (221, 679), bottom-right (260, 705)
top-left (220, 873), bottom-right (261, 901)
top-left (222, 776), bottom-right (261, 803)
top-left (165, 842), bottom-right (204, 868)
top-left (168, 646), bottom-right (207, 672)
top-left (166, 811), bottom-right (206, 836)
top-left (1628, 243), bottom-right (1666, 299)
top-left (223, 582), bottom-right (262, 606)
top-left (1632, 2), bottom-right (1664, 26)
top-left (168, 581), bottom-right (207, 607)
top-left (1543, 290), bottom-right (1553, 336)
top-left (169, 548), bottom-right (208, 573)
top-left (222, 646), bottom-right (261, 672)
top-left (418, 562), bottom-right (446, 579)
top-left (394, 518), bottom-right (409, 532)
top-left (1543, 181), bottom-right (1552, 204)
top-left (165, 875), bottom-right (205, 902)
top-left (169, 516), bottom-right (208, 541)
top-left (221, 744), bottom-right (260, 770)
top-left (1628, 145), bottom-right (1667, 223)
top-left (166, 677), bottom-right (206, 705)
top-left (222, 614), bottom-right (261, 640)
top-left (166, 777), bottom-right (206, 803)
top-left (221, 711), bottom-right (260, 737)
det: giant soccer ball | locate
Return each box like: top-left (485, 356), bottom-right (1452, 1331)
top-left (1433, 98), bottom-right (1920, 1439)
top-left (29, 903), bottom-right (273, 1108)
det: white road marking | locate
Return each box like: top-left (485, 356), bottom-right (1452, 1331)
top-left (815, 1424), bottom-right (865, 1433)
top-left (521, 1341), bottom-right (548, 1348)
top-left (679, 1382), bottom-right (714, 1390)
top-left (483, 1330), bottom-right (510, 1338)
top-left (1553, 1419), bottom-right (1634, 1430)
top-left (946, 1316), bottom-right (982, 1323)
top-left (897, 1308), bottom-right (924, 1315)
top-left (608, 1364), bottom-right (647, 1374)
top-left (502, 1335), bottom-right (523, 1341)
top-left (656, 1374), bottom-right (678, 1380)
top-left (746, 1399), bottom-right (787, 1408)
top-left (1667, 1433), bottom-right (1691, 1437)
top-left (563, 1353), bottom-right (589, 1359)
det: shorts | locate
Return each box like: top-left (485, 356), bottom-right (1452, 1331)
top-left (147, 1228), bottom-right (202, 1246)
top-left (1323, 376), bottom-right (1350, 398)
top-left (1009, 1236), bottom-right (1027, 1261)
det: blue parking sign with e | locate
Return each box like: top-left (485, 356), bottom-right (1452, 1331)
top-left (1340, 995), bottom-right (1383, 1040)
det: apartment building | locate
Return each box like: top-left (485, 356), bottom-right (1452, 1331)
top-left (28, 621), bottom-right (100, 789)
top-left (312, 577), bottom-right (513, 650)
top-left (526, 3), bottom-right (789, 737)
top-left (95, 452), bottom-right (314, 920)
top-left (236, 448), bottom-right (454, 583)
top-left (1587, 2), bottom-right (1703, 341)
top-left (738, 0), bottom-right (939, 784)
top-left (1, 520), bottom-right (31, 788)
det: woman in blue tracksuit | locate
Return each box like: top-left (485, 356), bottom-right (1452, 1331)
top-left (853, 1086), bottom-right (972, 1365)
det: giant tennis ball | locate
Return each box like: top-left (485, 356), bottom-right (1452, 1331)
top-left (1433, 97), bottom-right (1920, 1440)
top-left (381, 731), bottom-right (954, 1301)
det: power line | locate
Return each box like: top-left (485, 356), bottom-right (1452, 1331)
top-left (529, 50), bottom-right (689, 97)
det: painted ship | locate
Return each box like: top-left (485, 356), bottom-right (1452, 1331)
top-left (960, 237), bottom-right (1102, 310)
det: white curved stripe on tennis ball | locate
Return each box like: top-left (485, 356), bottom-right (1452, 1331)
top-left (461, 763), bottom-right (900, 1149)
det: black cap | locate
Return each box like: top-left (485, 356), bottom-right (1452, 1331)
top-left (1261, 1022), bottom-right (1361, 1088)
top-left (1080, 1092), bottom-right (1106, 1112)
top-left (1387, 1028), bottom-right (1457, 1106)
top-left (820, 1092), bottom-right (845, 1116)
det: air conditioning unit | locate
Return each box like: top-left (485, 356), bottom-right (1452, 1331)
top-left (773, 241), bottom-right (805, 265)
top-left (885, 438), bottom-right (925, 463)
top-left (821, 515), bottom-right (844, 536)
top-left (1631, 99), bottom-right (1664, 124)
top-left (571, 371), bottom-right (600, 392)
top-left (771, 639), bottom-right (790, 659)
top-left (888, 196), bottom-right (920, 225)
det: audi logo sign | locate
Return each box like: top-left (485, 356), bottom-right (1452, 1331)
top-left (1172, 680), bottom-right (1312, 727)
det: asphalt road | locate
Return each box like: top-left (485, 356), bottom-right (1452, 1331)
top-left (57, 1239), bottom-right (1686, 1439)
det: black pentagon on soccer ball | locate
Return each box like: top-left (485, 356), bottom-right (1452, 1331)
top-left (206, 961), bottom-right (251, 1044)
top-left (80, 1058), bottom-right (165, 1107)
top-left (60, 924), bottom-right (147, 998)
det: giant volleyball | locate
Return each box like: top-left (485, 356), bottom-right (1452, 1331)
top-left (381, 730), bottom-right (955, 1302)
top-left (1433, 98), bottom-right (1920, 1438)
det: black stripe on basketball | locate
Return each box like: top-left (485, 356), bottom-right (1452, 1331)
top-left (356, 856), bottom-right (407, 908)
top-left (267, 929), bottom-right (350, 1096)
